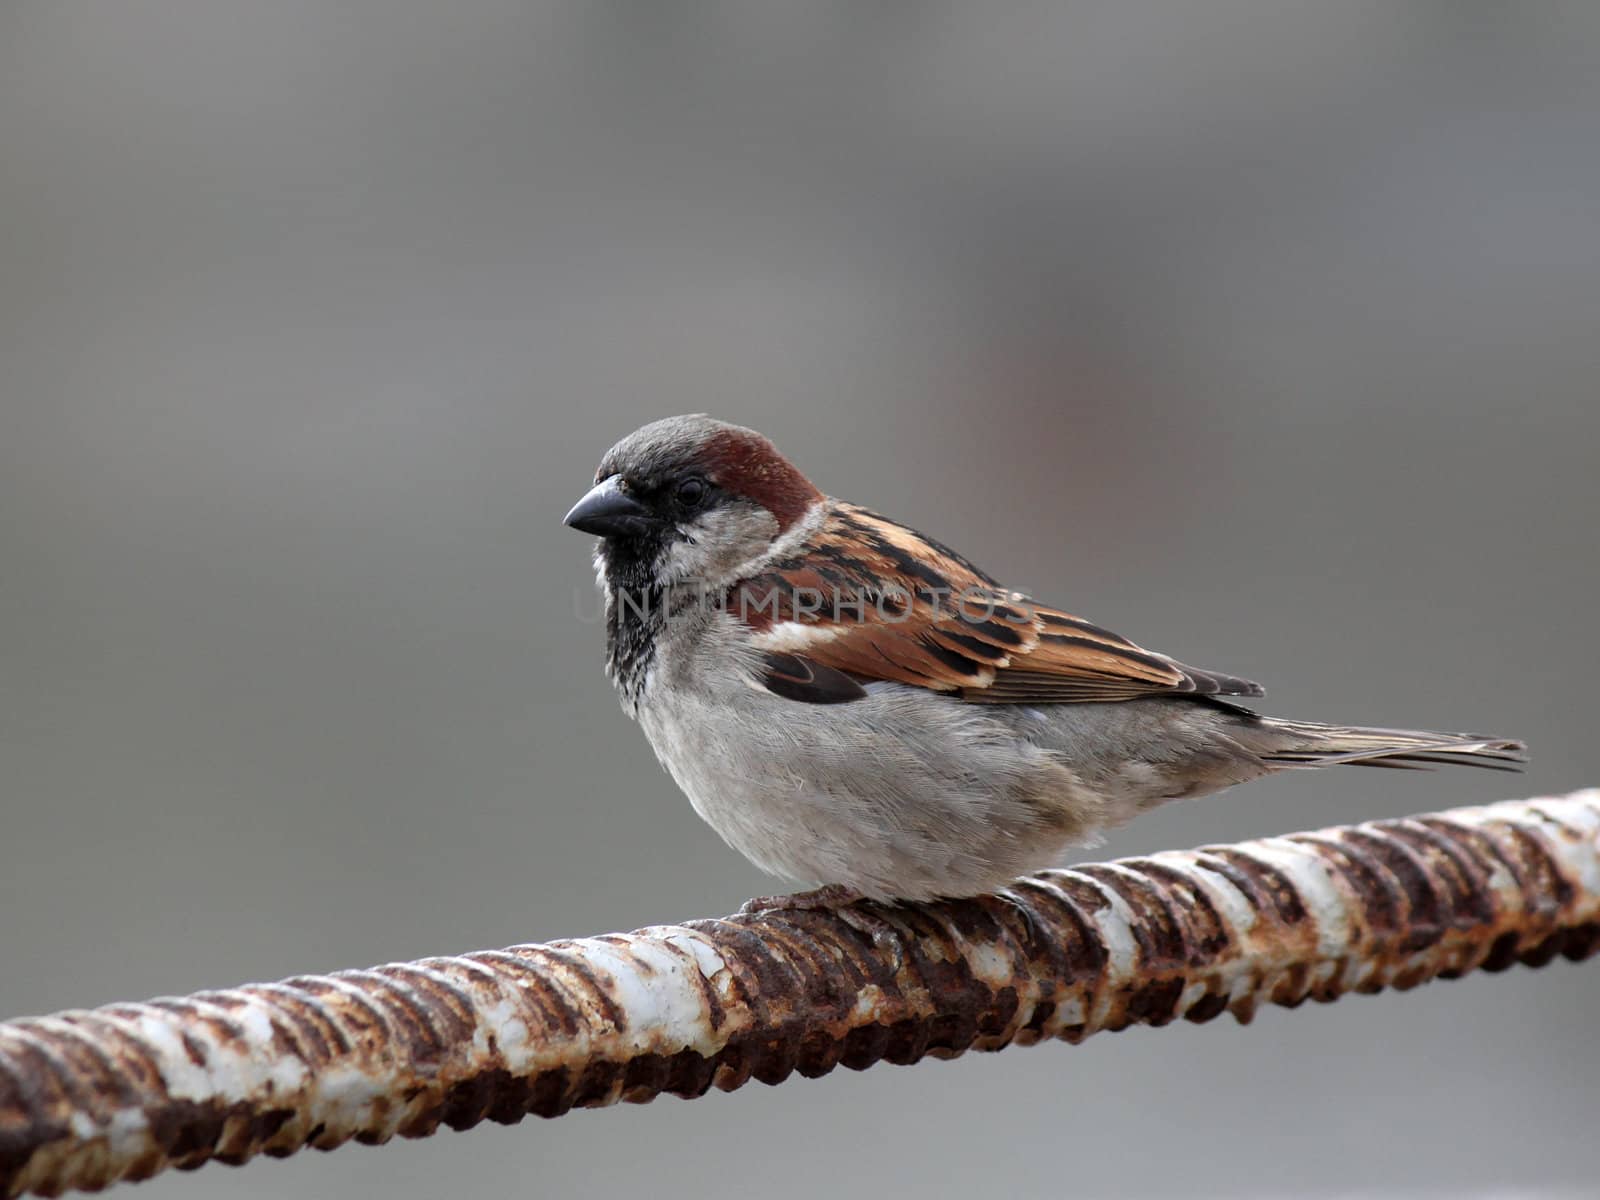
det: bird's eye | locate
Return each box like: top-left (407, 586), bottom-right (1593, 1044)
top-left (675, 476), bottom-right (708, 508)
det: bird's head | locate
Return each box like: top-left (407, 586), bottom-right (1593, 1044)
top-left (564, 415), bottom-right (822, 592)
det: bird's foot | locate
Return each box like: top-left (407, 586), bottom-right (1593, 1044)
top-left (992, 885), bottom-right (1044, 945)
top-left (738, 884), bottom-right (866, 915)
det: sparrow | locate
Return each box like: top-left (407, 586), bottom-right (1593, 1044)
top-left (565, 415), bottom-right (1526, 907)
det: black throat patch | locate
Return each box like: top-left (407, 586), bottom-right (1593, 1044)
top-left (600, 539), bottom-right (668, 702)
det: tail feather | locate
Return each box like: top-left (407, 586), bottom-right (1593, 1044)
top-left (1254, 719), bottom-right (1527, 773)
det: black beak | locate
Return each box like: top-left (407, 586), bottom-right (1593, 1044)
top-left (563, 475), bottom-right (660, 539)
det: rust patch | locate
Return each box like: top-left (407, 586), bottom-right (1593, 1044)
top-left (1338, 828), bottom-right (1446, 951)
top-left (1200, 848), bottom-right (1309, 926)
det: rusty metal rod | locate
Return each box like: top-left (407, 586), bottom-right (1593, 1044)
top-left (3, 790), bottom-right (1597, 1198)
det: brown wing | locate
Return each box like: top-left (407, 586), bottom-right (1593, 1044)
top-left (736, 501), bottom-right (1263, 705)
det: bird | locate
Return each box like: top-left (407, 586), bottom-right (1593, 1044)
top-left (564, 414), bottom-right (1526, 908)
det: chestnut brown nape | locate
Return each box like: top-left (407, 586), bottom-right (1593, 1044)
top-left (696, 427), bottom-right (821, 532)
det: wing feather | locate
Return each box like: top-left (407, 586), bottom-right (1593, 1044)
top-left (736, 501), bottom-right (1262, 705)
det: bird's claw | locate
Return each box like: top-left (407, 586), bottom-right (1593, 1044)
top-left (738, 884), bottom-right (866, 915)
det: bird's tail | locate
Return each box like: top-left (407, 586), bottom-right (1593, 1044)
top-left (1252, 718), bottom-right (1528, 772)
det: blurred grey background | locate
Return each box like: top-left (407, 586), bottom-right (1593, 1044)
top-left (2, 3), bottom-right (1597, 1197)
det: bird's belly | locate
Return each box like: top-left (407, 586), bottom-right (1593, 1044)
top-left (632, 682), bottom-right (1103, 900)
top-left (634, 694), bottom-right (850, 883)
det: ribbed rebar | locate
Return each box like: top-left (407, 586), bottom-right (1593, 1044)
top-left (2, 790), bottom-right (1597, 1197)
